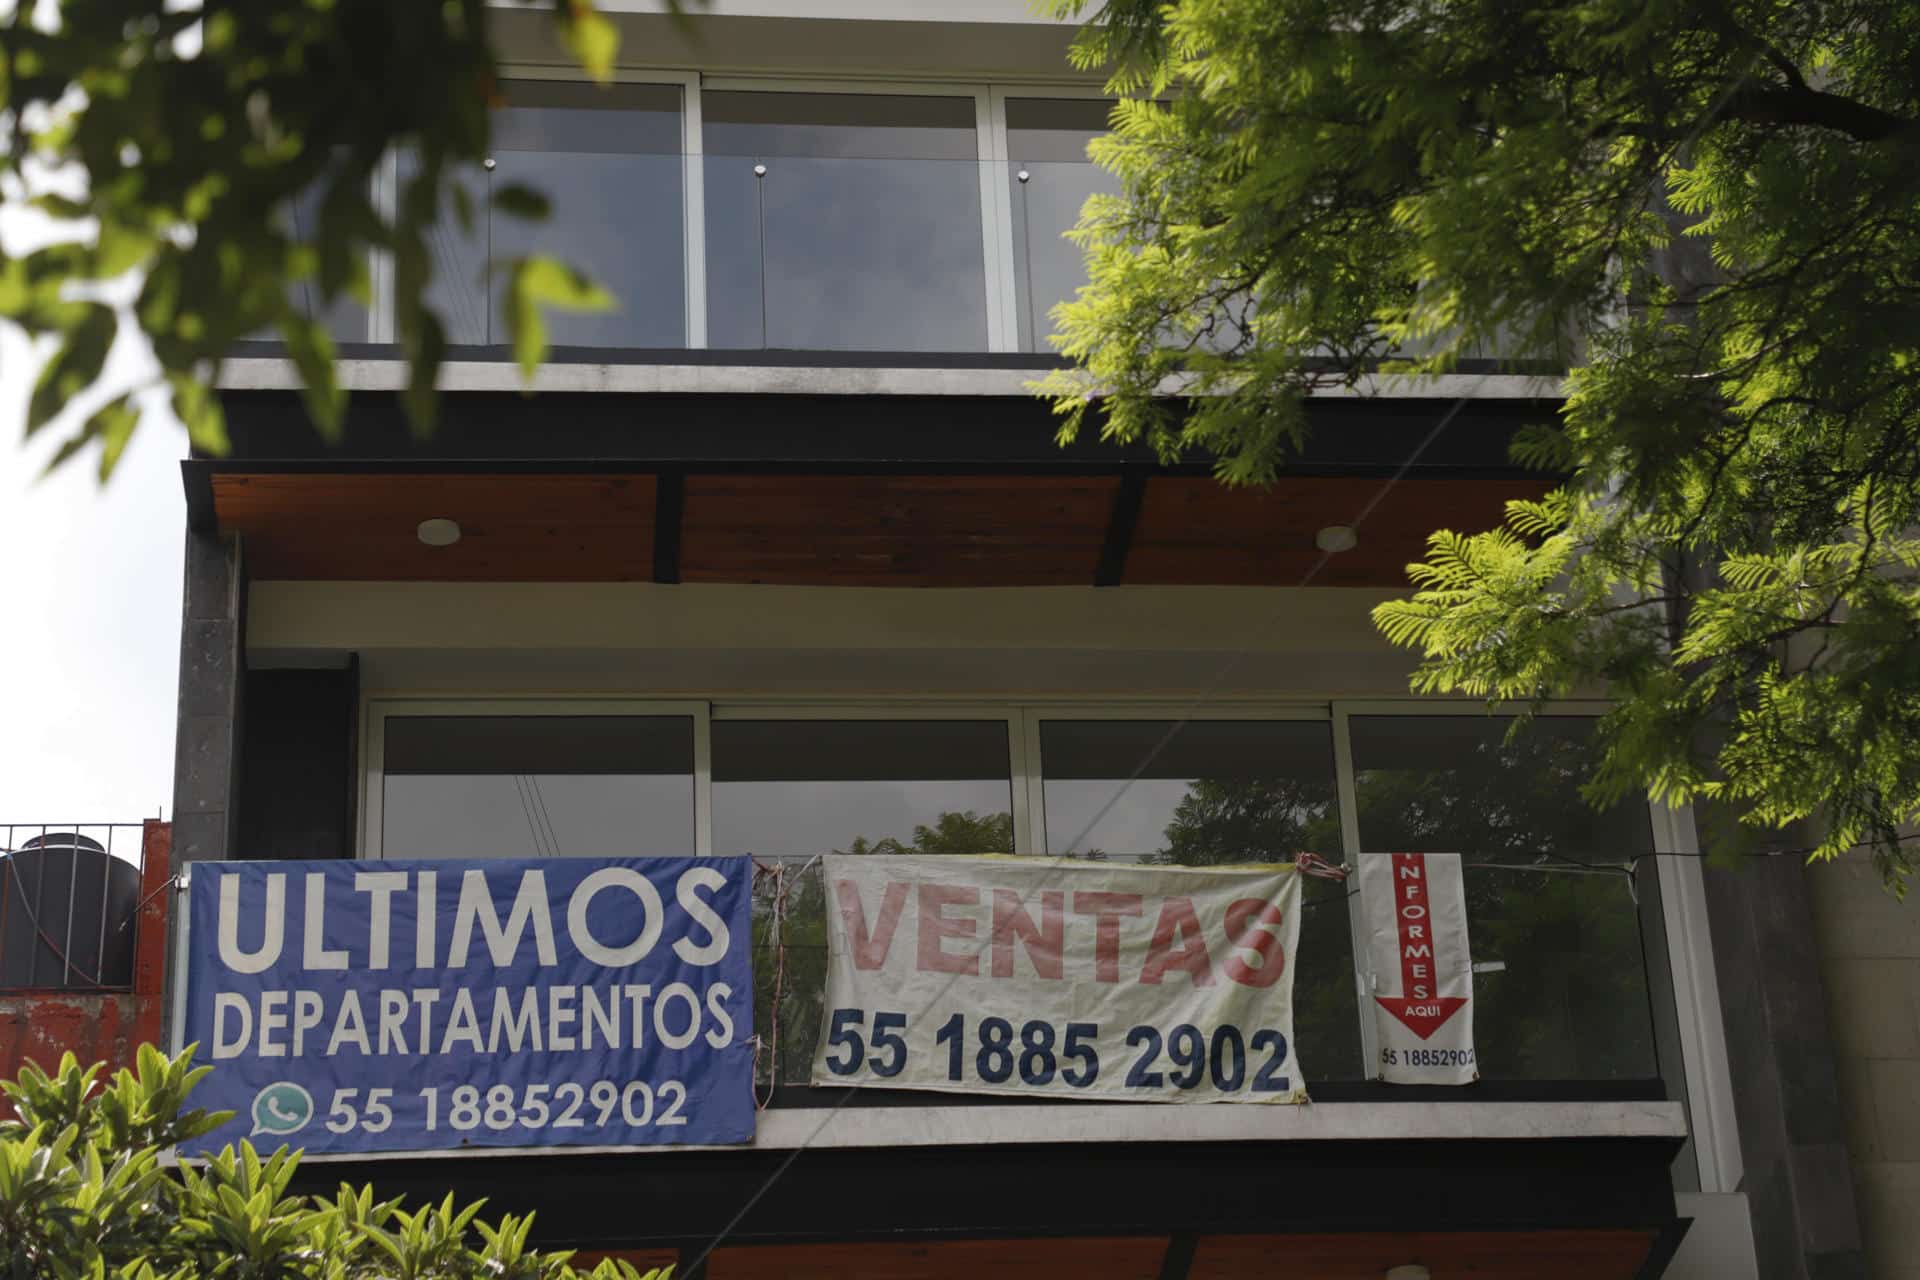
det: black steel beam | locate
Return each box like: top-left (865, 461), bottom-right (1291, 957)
top-left (285, 1135), bottom-right (1680, 1253)
top-left (653, 469), bottom-right (685, 585)
top-left (208, 389), bottom-right (1554, 478)
top-left (1094, 468), bottom-right (1149, 587)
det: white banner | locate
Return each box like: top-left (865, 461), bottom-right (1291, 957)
top-left (813, 855), bottom-right (1306, 1103)
top-left (1360, 852), bottom-right (1476, 1085)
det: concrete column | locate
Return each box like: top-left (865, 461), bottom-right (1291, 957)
top-left (1704, 852), bottom-right (1867, 1278)
top-left (1807, 851), bottom-right (1920, 1280)
top-left (170, 530), bottom-right (244, 866)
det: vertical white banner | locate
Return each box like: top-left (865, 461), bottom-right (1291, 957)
top-left (1360, 852), bottom-right (1476, 1085)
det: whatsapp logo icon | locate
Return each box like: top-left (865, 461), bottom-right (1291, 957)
top-left (250, 1082), bottom-right (315, 1138)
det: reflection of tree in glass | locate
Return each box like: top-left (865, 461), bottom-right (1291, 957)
top-left (1157, 775), bottom-right (1361, 1079)
top-left (753, 811), bottom-right (1013, 1087)
top-left (1352, 727), bottom-right (1658, 1080)
top-left (841, 809), bottom-right (1012, 857)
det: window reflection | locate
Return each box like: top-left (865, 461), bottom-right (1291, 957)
top-left (1006, 98), bottom-right (1119, 354)
top-left (379, 715), bottom-right (695, 858)
top-left (713, 719), bottom-right (1011, 858)
top-left (703, 92), bottom-right (989, 352)
top-left (1348, 716), bottom-right (1662, 1080)
top-left (716, 718), bottom-right (1012, 1087)
top-left (415, 81), bottom-right (686, 348)
top-left (1038, 719), bottom-right (1360, 1079)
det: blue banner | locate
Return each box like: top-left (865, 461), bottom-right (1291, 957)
top-left (181, 857), bottom-right (755, 1155)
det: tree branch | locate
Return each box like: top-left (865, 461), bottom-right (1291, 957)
top-left (1723, 83), bottom-right (1919, 142)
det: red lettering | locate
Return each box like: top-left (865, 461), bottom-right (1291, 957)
top-left (1222, 898), bottom-right (1287, 989)
top-left (835, 879), bottom-right (907, 971)
top-left (1139, 896), bottom-right (1214, 987)
top-left (990, 889), bottom-right (1063, 980)
top-left (1072, 892), bottom-right (1143, 983)
top-left (916, 884), bottom-right (980, 976)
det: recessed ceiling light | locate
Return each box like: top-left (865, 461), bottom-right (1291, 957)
top-left (1315, 524), bottom-right (1359, 553)
top-left (1385, 1267), bottom-right (1431, 1280)
top-left (416, 518), bottom-right (462, 547)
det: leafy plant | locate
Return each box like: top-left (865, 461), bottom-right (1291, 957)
top-left (1046, 0), bottom-right (1920, 889)
top-left (0, 1044), bottom-right (666, 1280)
top-left (1, 1), bottom-right (642, 477)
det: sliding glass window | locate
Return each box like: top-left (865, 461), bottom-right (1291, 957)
top-left (711, 719), bottom-right (1012, 859)
top-left (713, 717), bottom-right (1013, 1086)
top-left (703, 91), bottom-right (990, 352)
top-left (414, 80), bottom-right (687, 348)
top-left (1036, 718), bottom-right (1361, 1077)
top-left (378, 714), bottom-right (696, 858)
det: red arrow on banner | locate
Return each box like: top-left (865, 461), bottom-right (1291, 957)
top-left (1373, 852), bottom-right (1469, 1041)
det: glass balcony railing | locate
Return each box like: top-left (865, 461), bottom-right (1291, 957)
top-left (704, 154), bottom-right (990, 353)
top-left (410, 148), bottom-right (689, 349)
top-left (1009, 159), bottom-right (1122, 355)
top-left (244, 85), bottom-right (1573, 367)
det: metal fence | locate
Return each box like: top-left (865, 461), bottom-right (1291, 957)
top-left (0, 824), bottom-right (151, 991)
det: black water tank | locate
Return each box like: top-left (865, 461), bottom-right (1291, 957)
top-left (0, 834), bottom-right (142, 988)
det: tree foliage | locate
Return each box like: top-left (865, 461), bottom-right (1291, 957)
top-left (1047, 0), bottom-right (1920, 889)
top-left (1, 0), bottom-right (634, 477)
top-left (0, 1044), bottom-right (663, 1280)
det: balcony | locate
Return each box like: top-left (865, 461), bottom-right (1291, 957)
top-left (255, 81), bottom-right (1560, 371)
top-left (336, 706), bottom-right (1692, 1112)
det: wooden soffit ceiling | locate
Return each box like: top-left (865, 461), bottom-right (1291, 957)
top-left (209, 471), bottom-right (1550, 588)
top-left (694, 1229), bottom-right (1659, 1279)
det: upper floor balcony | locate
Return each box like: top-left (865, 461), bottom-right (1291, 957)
top-left (257, 77), bottom-right (1566, 372)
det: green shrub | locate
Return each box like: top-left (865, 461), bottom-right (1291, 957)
top-left (0, 1045), bottom-right (665, 1280)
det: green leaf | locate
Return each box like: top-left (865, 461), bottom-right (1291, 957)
top-left (169, 374), bottom-right (228, 455)
top-left (280, 310), bottom-right (346, 441)
top-left (490, 183), bottom-right (551, 221)
top-left (27, 306), bottom-right (117, 434)
top-left (93, 224), bottom-right (158, 280)
top-left (556, 6), bottom-right (619, 83)
top-left (93, 396), bottom-right (140, 480)
top-left (402, 309), bottom-right (446, 438)
top-left (502, 254), bottom-right (614, 379)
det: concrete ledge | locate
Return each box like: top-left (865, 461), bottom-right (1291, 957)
top-left (297, 1098), bottom-right (1687, 1163)
top-left (215, 357), bottom-right (1564, 401)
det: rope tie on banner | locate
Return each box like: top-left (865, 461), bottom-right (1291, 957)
top-left (749, 855), bottom-right (824, 1109)
top-left (1292, 852), bottom-right (1349, 882)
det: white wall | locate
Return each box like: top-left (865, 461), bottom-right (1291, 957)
top-left (248, 582), bottom-right (1425, 699)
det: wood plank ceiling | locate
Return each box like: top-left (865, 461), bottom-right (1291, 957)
top-left (211, 471), bottom-right (1550, 588)
top-left (690, 1229), bottom-right (1658, 1279)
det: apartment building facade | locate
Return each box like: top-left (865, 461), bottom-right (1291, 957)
top-left (159, 3), bottom-right (1874, 1276)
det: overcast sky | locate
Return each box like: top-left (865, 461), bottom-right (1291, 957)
top-left (0, 335), bottom-right (183, 827)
